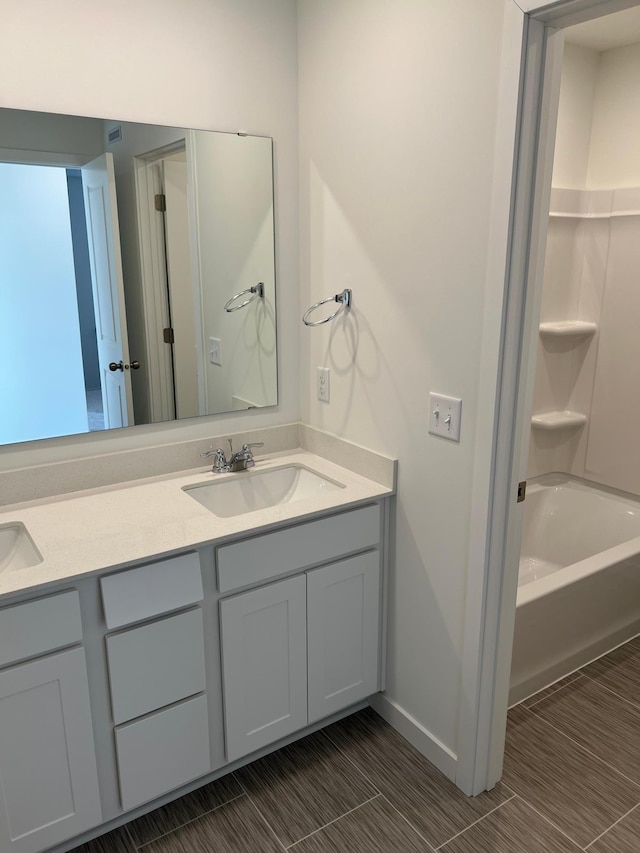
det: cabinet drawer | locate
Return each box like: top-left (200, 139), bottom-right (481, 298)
top-left (217, 504), bottom-right (380, 593)
top-left (106, 609), bottom-right (205, 725)
top-left (115, 693), bottom-right (210, 811)
top-left (100, 551), bottom-right (203, 629)
top-left (0, 591), bottom-right (82, 667)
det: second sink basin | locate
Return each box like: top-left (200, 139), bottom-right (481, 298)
top-left (0, 523), bottom-right (43, 573)
top-left (184, 464), bottom-right (345, 518)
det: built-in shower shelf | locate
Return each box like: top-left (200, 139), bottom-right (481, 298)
top-left (539, 321), bottom-right (597, 338)
top-left (531, 411), bottom-right (588, 431)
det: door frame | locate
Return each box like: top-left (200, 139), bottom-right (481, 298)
top-left (462, 0), bottom-right (640, 796)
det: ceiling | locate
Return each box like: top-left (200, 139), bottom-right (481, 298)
top-left (566, 6), bottom-right (640, 52)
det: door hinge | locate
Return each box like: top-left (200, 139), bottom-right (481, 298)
top-left (163, 327), bottom-right (175, 344)
top-left (517, 480), bottom-right (527, 503)
top-left (155, 193), bottom-right (166, 212)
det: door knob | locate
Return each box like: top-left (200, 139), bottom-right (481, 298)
top-left (109, 360), bottom-right (141, 372)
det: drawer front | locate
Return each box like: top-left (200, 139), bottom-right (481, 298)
top-left (106, 609), bottom-right (205, 725)
top-left (0, 591), bottom-right (82, 668)
top-left (217, 503), bottom-right (380, 593)
top-left (100, 551), bottom-right (203, 630)
top-left (115, 693), bottom-right (210, 811)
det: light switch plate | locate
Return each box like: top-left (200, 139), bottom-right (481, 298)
top-left (428, 393), bottom-right (462, 442)
top-left (209, 337), bottom-right (222, 366)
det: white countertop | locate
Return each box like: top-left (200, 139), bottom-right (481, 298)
top-left (0, 450), bottom-right (394, 600)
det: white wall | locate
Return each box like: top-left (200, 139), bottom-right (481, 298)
top-left (192, 132), bottom-right (277, 414)
top-left (298, 0), bottom-right (513, 759)
top-left (552, 43), bottom-right (600, 188)
top-left (0, 109), bottom-right (103, 159)
top-left (0, 0), bottom-right (298, 469)
top-left (588, 43), bottom-right (640, 187)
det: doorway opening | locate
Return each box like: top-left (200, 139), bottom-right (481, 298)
top-left (482, 0), bottom-right (640, 798)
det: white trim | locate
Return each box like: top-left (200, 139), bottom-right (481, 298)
top-left (369, 694), bottom-right (457, 781)
top-left (134, 152), bottom-right (177, 423)
top-left (455, 0), bottom-right (527, 796)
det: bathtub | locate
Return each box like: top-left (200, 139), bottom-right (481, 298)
top-left (509, 474), bottom-right (640, 706)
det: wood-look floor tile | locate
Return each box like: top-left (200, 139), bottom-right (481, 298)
top-left (520, 673), bottom-right (583, 708)
top-left (69, 827), bottom-right (135, 853)
top-left (126, 774), bottom-right (244, 846)
top-left (290, 796), bottom-right (434, 853)
top-left (588, 804), bottom-right (640, 852)
top-left (439, 796), bottom-right (582, 853)
top-left (503, 705), bottom-right (640, 847)
top-left (235, 729), bottom-right (378, 847)
top-left (582, 636), bottom-right (640, 707)
top-left (323, 708), bottom-right (510, 848)
top-left (139, 796), bottom-right (283, 853)
top-left (533, 676), bottom-right (640, 786)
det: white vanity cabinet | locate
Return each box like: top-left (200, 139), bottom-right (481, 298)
top-left (0, 595), bottom-right (101, 853)
top-left (0, 484), bottom-right (390, 853)
top-left (219, 504), bottom-right (383, 762)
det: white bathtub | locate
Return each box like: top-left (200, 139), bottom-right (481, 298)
top-left (509, 474), bottom-right (640, 705)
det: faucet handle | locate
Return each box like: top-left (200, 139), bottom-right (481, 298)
top-left (200, 447), bottom-right (221, 459)
top-left (242, 442), bottom-right (264, 453)
top-left (201, 447), bottom-right (229, 472)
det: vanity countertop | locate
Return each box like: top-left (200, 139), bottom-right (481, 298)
top-left (0, 450), bottom-right (394, 600)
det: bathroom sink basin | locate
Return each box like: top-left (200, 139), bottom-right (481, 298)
top-left (0, 523), bottom-right (43, 573)
top-left (183, 464), bottom-right (345, 518)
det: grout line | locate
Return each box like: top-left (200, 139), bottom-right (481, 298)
top-left (319, 726), bottom-right (383, 795)
top-left (371, 794), bottom-right (436, 851)
top-left (585, 802), bottom-right (640, 850)
top-left (580, 671), bottom-right (640, 712)
top-left (237, 780), bottom-right (288, 852)
top-left (122, 823), bottom-right (137, 852)
top-left (433, 793), bottom-right (516, 850)
top-left (134, 792), bottom-right (246, 850)
top-left (285, 794), bottom-right (382, 849)
top-left (530, 713), bottom-right (640, 794)
top-left (522, 674), bottom-right (584, 711)
top-left (505, 794), bottom-right (588, 850)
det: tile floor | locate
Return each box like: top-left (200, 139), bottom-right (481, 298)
top-left (71, 636), bottom-right (640, 852)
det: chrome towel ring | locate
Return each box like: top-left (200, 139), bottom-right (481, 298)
top-left (303, 289), bottom-right (352, 326)
top-left (224, 282), bottom-right (265, 313)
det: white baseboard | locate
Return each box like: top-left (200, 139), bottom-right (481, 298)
top-left (369, 693), bottom-right (457, 782)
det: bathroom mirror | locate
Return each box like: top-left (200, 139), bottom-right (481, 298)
top-left (0, 108), bottom-right (277, 446)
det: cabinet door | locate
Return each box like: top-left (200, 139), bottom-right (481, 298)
top-left (307, 551), bottom-right (380, 723)
top-left (0, 647), bottom-right (102, 853)
top-left (220, 575), bottom-right (307, 762)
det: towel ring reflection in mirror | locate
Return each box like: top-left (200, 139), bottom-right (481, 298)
top-left (303, 289), bottom-right (352, 327)
top-left (224, 282), bottom-right (265, 313)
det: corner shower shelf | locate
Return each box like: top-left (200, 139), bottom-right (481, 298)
top-left (539, 321), bottom-right (597, 338)
top-left (531, 411), bottom-right (587, 431)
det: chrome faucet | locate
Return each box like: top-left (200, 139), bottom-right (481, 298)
top-left (201, 439), bottom-right (264, 473)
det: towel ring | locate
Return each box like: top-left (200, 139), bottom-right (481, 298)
top-left (303, 289), bottom-right (352, 327)
top-left (224, 282), bottom-right (265, 313)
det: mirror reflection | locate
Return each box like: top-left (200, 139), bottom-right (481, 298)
top-left (0, 109), bottom-right (277, 446)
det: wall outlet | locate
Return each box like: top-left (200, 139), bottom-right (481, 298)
top-left (209, 337), bottom-right (222, 366)
top-left (317, 366), bottom-right (330, 403)
top-left (428, 393), bottom-right (462, 442)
